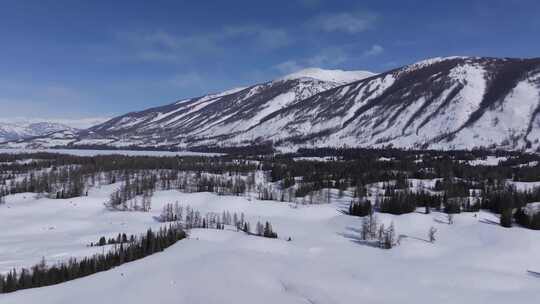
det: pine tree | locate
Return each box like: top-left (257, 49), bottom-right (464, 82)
top-left (377, 224), bottom-right (385, 248)
top-left (500, 208), bottom-right (513, 228)
top-left (256, 221), bottom-right (264, 236)
top-left (262, 221), bottom-right (277, 238)
top-left (369, 213), bottom-right (378, 239)
top-left (385, 222), bottom-right (395, 249)
top-left (361, 217), bottom-right (369, 240)
top-left (98, 236), bottom-right (106, 246)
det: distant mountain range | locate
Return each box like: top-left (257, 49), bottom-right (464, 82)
top-left (4, 56), bottom-right (540, 151)
top-left (0, 121), bottom-right (76, 143)
top-left (0, 118), bottom-right (109, 144)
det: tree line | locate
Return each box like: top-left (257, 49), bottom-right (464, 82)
top-left (0, 224), bottom-right (187, 294)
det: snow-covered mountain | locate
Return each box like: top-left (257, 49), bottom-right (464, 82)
top-left (4, 68), bottom-right (374, 149)
top-left (243, 56), bottom-right (540, 151)
top-left (5, 57), bottom-right (540, 151)
top-left (0, 121), bottom-right (77, 143)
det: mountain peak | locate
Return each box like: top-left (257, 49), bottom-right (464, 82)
top-left (403, 56), bottom-right (471, 72)
top-left (277, 67), bottom-right (375, 84)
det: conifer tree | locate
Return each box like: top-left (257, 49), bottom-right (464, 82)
top-left (500, 208), bottom-right (513, 228)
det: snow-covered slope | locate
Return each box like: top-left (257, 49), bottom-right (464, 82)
top-left (0, 121), bottom-right (77, 143)
top-left (87, 68), bottom-right (374, 146)
top-left (6, 57), bottom-right (540, 151)
top-left (277, 67), bottom-right (375, 83)
top-left (2, 68), bottom-right (374, 149)
top-left (1, 189), bottom-right (539, 304)
top-left (241, 57), bottom-right (540, 151)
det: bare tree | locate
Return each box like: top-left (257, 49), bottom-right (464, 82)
top-left (429, 226), bottom-right (437, 243)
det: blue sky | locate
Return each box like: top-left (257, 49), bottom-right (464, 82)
top-left (0, 0), bottom-right (539, 119)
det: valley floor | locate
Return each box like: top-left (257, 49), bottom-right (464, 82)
top-left (1, 187), bottom-right (539, 303)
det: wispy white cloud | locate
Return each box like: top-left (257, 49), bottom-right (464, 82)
top-left (223, 26), bottom-right (291, 49)
top-left (273, 47), bottom-right (351, 74)
top-left (363, 44), bottom-right (384, 56)
top-left (0, 79), bottom-right (99, 118)
top-left (117, 30), bottom-right (221, 63)
top-left (312, 11), bottom-right (377, 34)
top-left (273, 60), bottom-right (305, 74)
top-left (307, 47), bottom-right (349, 66)
top-left (118, 25), bottom-right (291, 64)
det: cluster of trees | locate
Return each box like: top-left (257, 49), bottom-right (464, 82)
top-left (351, 186), bottom-right (482, 217)
top-left (0, 153), bottom-right (257, 176)
top-left (0, 186), bottom-right (6, 204)
top-left (157, 203), bottom-right (228, 230)
top-left (90, 233), bottom-right (134, 247)
top-left (254, 221), bottom-right (278, 238)
top-left (0, 224), bottom-right (186, 294)
top-left (156, 202), bottom-right (279, 238)
top-left (2, 166), bottom-right (87, 199)
top-left (514, 207), bottom-right (540, 230)
top-left (0, 152), bottom-right (259, 201)
top-left (188, 143), bottom-right (274, 155)
top-left (378, 191), bottom-right (419, 215)
top-left (158, 202), bottom-right (183, 222)
top-left (4, 149), bottom-right (540, 231)
top-left (266, 147), bottom-right (540, 201)
top-left (237, 219), bottom-right (278, 239)
top-left (482, 186), bottom-right (540, 213)
top-left (157, 203), bottom-right (243, 231)
top-left (478, 186), bottom-right (540, 229)
top-left (360, 213), bottom-right (397, 249)
top-left (193, 174), bottom-right (248, 196)
top-left (106, 172), bottom-right (156, 211)
top-left (348, 199), bottom-right (372, 217)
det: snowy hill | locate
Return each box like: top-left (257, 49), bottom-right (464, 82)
top-left (0, 121), bottom-right (76, 143)
top-left (276, 67), bottom-right (375, 83)
top-left (85, 68), bottom-right (375, 147)
top-left (1, 189), bottom-right (539, 304)
top-left (5, 57), bottom-right (540, 151)
top-left (241, 56), bottom-right (540, 151)
top-left (2, 68), bottom-right (374, 149)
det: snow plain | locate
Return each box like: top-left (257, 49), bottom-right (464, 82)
top-left (1, 185), bottom-right (540, 303)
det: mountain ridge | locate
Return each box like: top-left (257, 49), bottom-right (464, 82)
top-left (4, 57), bottom-right (540, 152)
top-left (0, 121), bottom-right (77, 143)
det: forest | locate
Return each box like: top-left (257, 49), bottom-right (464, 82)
top-left (2, 147), bottom-right (540, 294)
top-left (2, 148), bottom-right (540, 231)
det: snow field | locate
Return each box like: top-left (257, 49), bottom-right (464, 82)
top-left (1, 183), bottom-right (539, 303)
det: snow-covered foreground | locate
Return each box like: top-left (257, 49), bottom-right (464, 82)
top-left (1, 187), bottom-right (540, 303)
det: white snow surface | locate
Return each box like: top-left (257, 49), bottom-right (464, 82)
top-left (277, 67), bottom-right (375, 84)
top-left (523, 202), bottom-right (540, 216)
top-left (466, 156), bottom-right (508, 166)
top-left (1, 186), bottom-right (540, 303)
top-left (401, 56), bottom-right (468, 73)
top-left (0, 121), bottom-right (76, 143)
